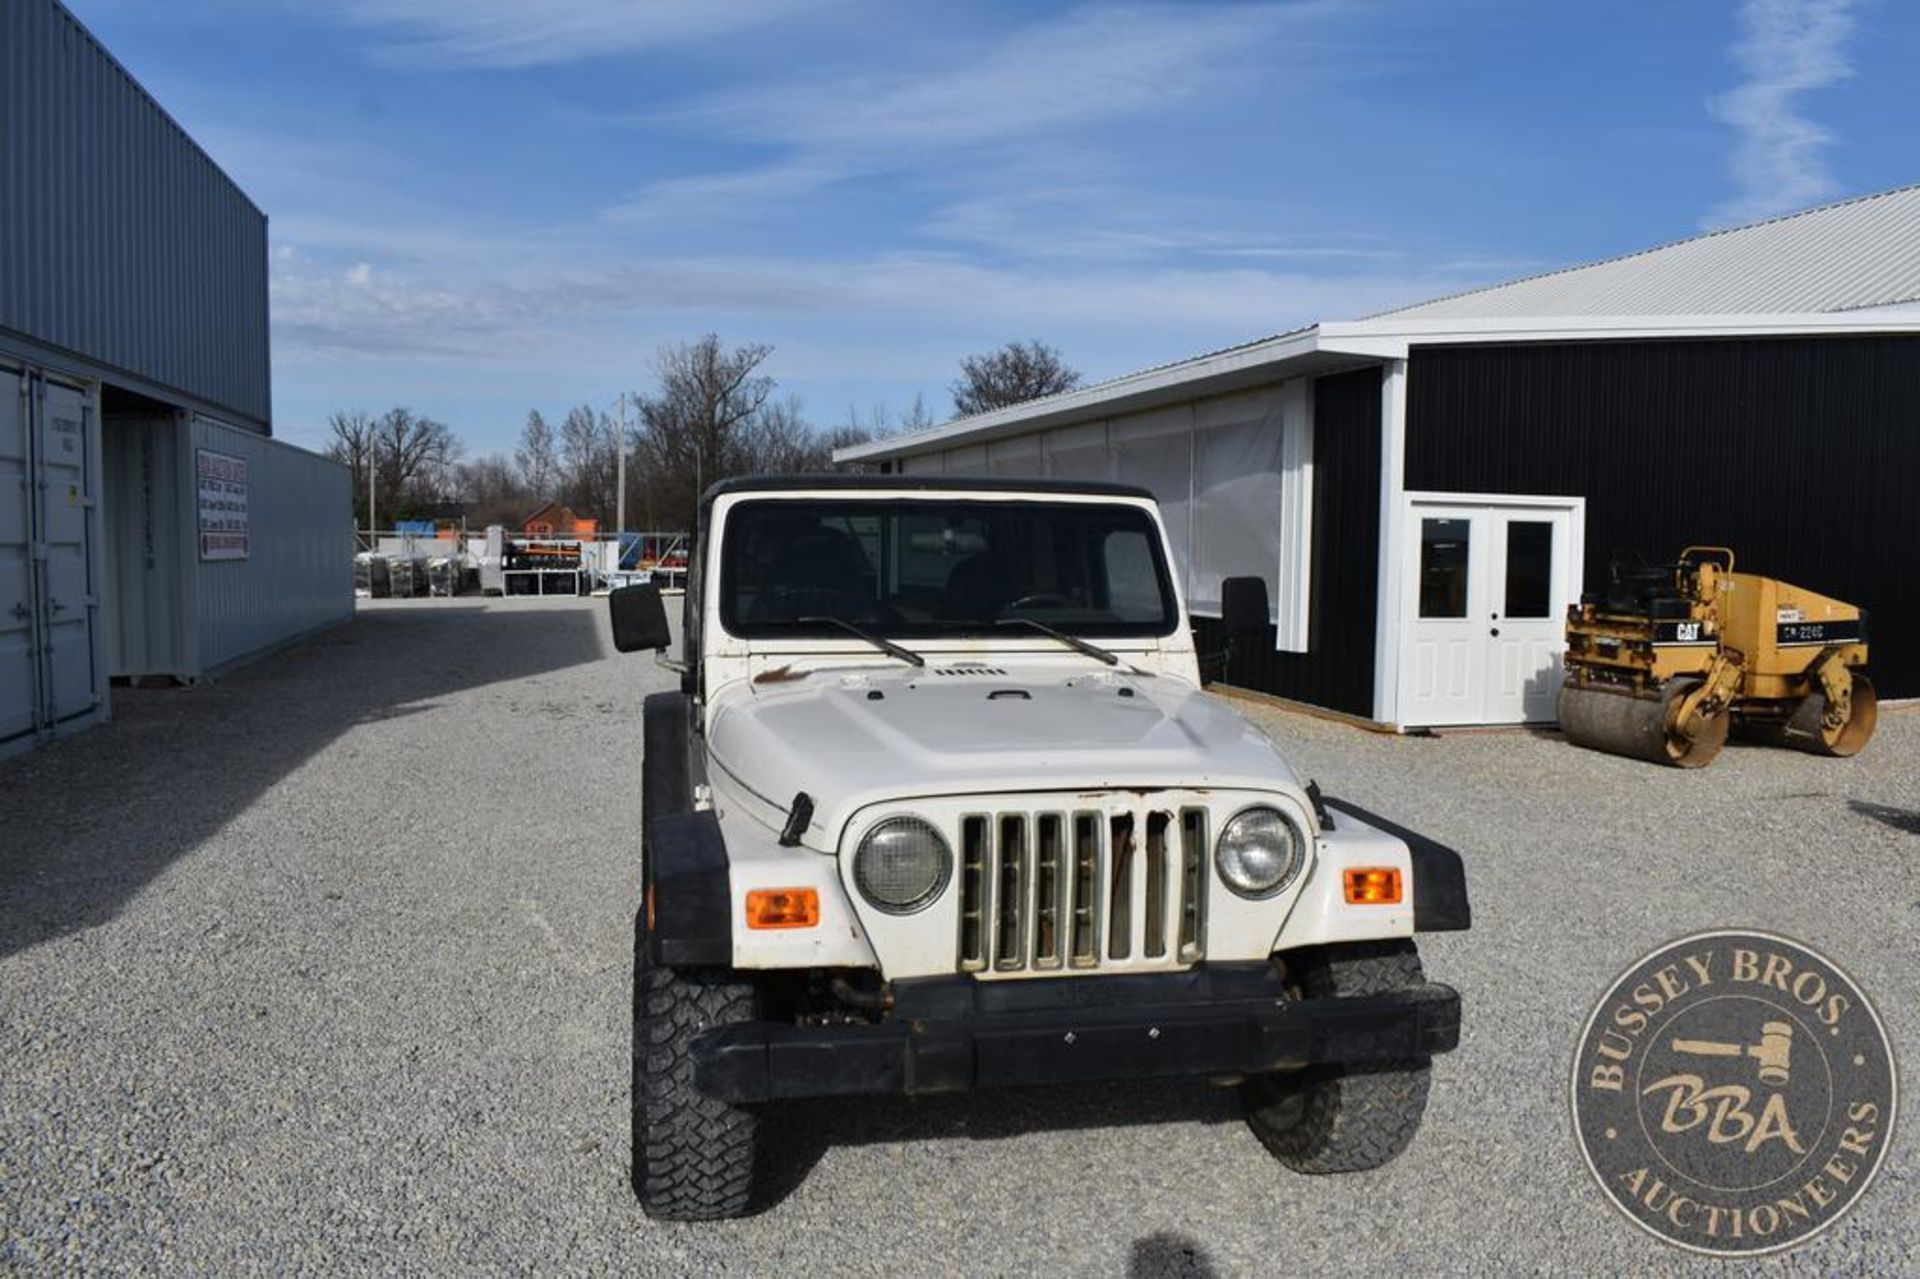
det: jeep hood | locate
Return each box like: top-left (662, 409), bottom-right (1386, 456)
top-left (705, 664), bottom-right (1304, 851)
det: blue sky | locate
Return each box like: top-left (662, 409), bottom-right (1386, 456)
top-left (69, 0), bottom-right (1918, 457)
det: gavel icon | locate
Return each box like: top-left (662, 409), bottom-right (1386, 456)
top-left (1671, 1021), bottom-right (1795, 1086)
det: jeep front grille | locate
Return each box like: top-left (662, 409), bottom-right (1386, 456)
top-left (958, 805), bottom-right (1207, 974)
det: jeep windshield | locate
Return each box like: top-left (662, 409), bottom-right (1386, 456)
top-left (720, 498), bottom-right (1179, 639)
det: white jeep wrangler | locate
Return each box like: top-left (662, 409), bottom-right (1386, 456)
top-left (610, 477), bottom-right (1468, 1220)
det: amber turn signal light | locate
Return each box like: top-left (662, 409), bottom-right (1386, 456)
top-left (1343, 867), bottom-right (1403, 905)
top-left (746, 888), bottom-right (820, 929)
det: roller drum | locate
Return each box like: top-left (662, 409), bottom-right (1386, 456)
top-left (1784, 673), bottom-right (1878, 757)
top-left (1557, 678), bottom-right (1728, 768)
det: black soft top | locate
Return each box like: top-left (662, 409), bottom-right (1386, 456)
top-left (704, 474), bottom-right (1155, 501)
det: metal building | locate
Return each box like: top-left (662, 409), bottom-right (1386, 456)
top-left (3, 0), bottom-right (351, 757)
top-left (838, 185), bottom-right (1920, 729)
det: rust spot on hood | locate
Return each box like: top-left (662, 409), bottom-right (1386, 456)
top-left (753, 664), bottom-right (810, 684)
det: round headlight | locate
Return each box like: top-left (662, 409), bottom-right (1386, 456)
top-left (1215, 806), bottom-right (1303, 898)
top-left (853, 817), bottom-right (953, 914)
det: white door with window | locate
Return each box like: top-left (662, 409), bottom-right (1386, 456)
top-left (1400, 496), bottom-right (1582, 726)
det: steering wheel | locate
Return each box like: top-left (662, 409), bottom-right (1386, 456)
top-left (1004, 593), bottom-right (1074, 612)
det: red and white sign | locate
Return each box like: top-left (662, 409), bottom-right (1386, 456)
top-left (197, 448), bottom-right (250, 561)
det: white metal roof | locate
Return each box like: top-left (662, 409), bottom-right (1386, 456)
top-left (838, 186), bottom-right (1920, 463)
top-left (1379, 184), bottom-right (1920, 320)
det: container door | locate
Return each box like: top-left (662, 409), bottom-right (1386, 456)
top-left (1481, 510), bottom-right (1573, 723)
top-left (37, 379), bottom-right (101, 724)
top-left (1, 367), bottom-right (37, 745)
top-left (1403, 506), bottom-right (1488, 725)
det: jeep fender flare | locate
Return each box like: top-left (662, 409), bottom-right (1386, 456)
top-left (643, 691), bottom-right (732, 965)
top-left (1320, 797), bottom-right (1471, 932)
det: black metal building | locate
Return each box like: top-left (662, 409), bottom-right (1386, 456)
top-left (841, 186), bottom-right (1920, 728)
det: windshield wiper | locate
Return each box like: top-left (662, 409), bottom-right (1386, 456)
top-left (996, 617), bottom-right (1120, 666)
top-left (799, 616), bottom-right (925, 667)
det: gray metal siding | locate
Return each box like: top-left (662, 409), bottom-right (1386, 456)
top-left (1380, 184), bottom-right (1920, 320)
top-left (191, 417), bottom-right (351, 673)
top-left (2, 0), bottom-right (269, 428)
top-left (1405, 335), bottom-right (1920, 698)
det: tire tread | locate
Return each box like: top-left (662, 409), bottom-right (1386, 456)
top-left (1243, 940), bottom-right (1433, 1175)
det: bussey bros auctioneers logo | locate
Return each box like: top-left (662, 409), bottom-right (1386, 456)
top-left (1570, 931), bottom-right (1897, 1257)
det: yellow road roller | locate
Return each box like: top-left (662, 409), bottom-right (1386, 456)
top-left (1558, 547), bottom-right (1876, 768)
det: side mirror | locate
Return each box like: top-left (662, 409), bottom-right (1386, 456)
top-left (609, 583), bottom-right (673, 653)
top-left (1220, 576), bottom-right (1271, 638)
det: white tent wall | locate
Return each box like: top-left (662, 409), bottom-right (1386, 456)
top-left (892, 379), bottom-right (1313, 649)
top-left (191, 416), bottom-right (352, 675)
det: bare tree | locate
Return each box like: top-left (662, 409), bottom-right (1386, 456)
top-left (516, 409), bottom-right (560, 501)
top-left (951, 340), bottom-right (1080, 417)
top-left (559, 403), bottom-right (620, 527)
top-left (328, 406), bottom-right (459, 524)
top-left (325, 409), bottom-right (377, 527)
top-left (745, 395), bottom-right (829, 474)
top-left (634, 335), bottom-right (776, 530)
top-left (458, 454), bottom-right (526, 528)
top-left (372, 407), bottom-right (461, 518)
top-left (898, 391), bottom-right (935, 433)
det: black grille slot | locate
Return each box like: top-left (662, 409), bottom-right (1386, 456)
top-left (1178, 808), bottom-right (1207, 961)
top-left (958, 816), bottom-right (989, 971)
top-left (1033, 814), bottom-right (1064, 968)
top-left (1070, 812), bottom-right (1101, 966)
top-left (993, 815), bottom-right (1028, 970)
top-left (1144, 811), bottom-right (1170, 958)
top-left (1107, 813), bottom-right (1135, 960)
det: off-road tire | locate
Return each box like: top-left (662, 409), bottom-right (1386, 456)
top-left (1242, 939), bottom-right (1432, 1174)
top-left (631, 919), bottom-right (760, 1220)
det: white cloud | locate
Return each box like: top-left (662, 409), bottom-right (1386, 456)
top-left (1706, 0), bottom-right (1856, 228)
top-left (268, 218), bottom-right (1474, 364)
top-left (608, 2), bottom-right (1356, 226)
top-left (332, 0), bottom-right (835, 69)
top-left (680, 4), bottom-right (1309, 151)
top-left (922, 187), bottom-right (1399, 264)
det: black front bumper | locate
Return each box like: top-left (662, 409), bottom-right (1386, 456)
top-left (691, 964), bottom-right (1460, 1103)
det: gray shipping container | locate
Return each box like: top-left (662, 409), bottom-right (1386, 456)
top-left (1, 0), bottom-right (270, 428)
top-left (99, 411), bottom-right (352, 683)
top-left (2, 360), bottom-right (107, 756)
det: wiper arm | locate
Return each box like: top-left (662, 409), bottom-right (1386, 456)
top-left (996, 617), bottom-right (1119, 666)
top-left (799, 616), bottom-right (925, 667)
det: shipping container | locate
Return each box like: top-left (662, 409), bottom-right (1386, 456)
top-left (1, 0), bottom-right (270, 429)
top-left (98, 408), bottom-right (352, 684)
top-left (2, 358), bottom-right (108, 757)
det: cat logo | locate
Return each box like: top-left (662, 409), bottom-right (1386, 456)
top-left (1570, 931), bottom-right (1896, 1256)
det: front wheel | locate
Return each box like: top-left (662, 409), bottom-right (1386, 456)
top-left (631, 918), bottom-right (761, 1220)
top-left (1242, 940), bottom-right (1433, 1173)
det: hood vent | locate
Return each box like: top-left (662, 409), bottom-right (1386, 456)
top-left (932, 665), bottom-right (1007, 676)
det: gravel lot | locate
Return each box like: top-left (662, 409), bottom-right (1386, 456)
top-left (2, 596), bottom-right (1914, 1275)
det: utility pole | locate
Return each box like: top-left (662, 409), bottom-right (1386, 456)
top-left (367, 442), bottom-right (376, 546)
top-left (616, 391), bottom-right (628, 541)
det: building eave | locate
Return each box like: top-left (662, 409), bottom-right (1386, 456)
top-left (836, 326), bottom-right (1336, 463)
top-left (840, 309), bottom-right (1920, 465)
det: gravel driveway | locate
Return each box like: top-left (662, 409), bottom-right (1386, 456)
top-left (2, 597), bottom-right (1914, 1274)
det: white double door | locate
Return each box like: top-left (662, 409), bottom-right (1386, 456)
top-left (1400, 496), bottom-right (1581, 726)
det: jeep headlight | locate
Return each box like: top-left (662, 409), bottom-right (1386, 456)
top-left (853, 817), bottom-right (953, 914)
top-left (1215, 806), bottom-right (1303, 898)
